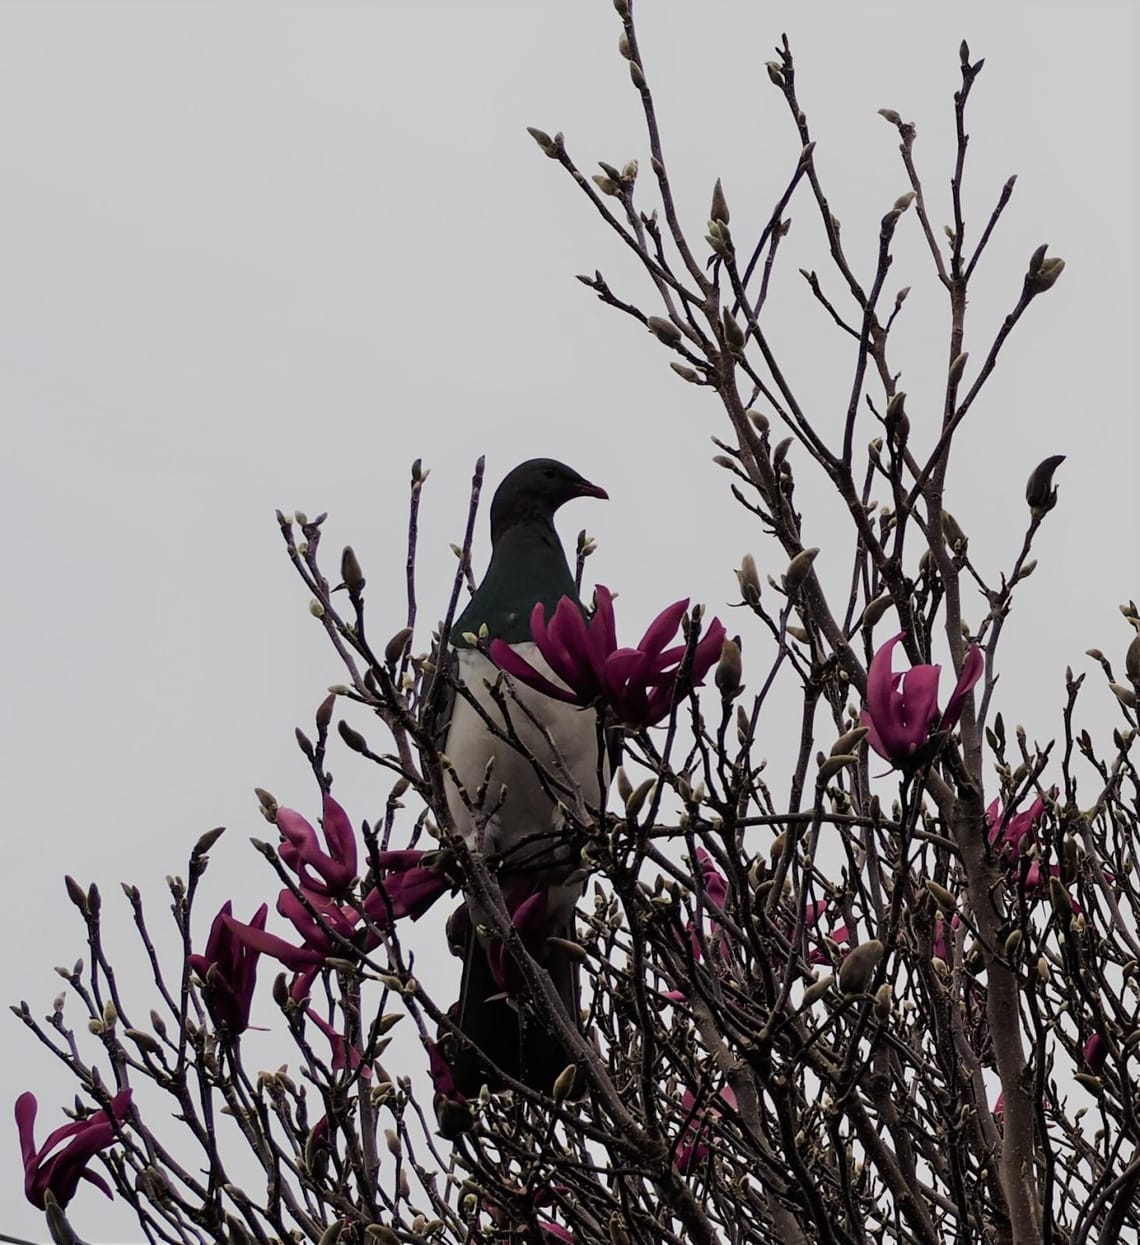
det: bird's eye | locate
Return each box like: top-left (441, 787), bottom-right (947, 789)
top-left (543, 468), bottom-right (555, 478)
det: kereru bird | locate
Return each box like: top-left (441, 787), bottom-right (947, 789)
top-left (435, 458), bottom-right (609, 1095)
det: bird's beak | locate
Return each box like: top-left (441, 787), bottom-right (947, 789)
top-left (577, 480), bottom-right (609, 500)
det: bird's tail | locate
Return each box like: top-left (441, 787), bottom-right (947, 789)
top-left (448, 913), bottom-right (580, 1098)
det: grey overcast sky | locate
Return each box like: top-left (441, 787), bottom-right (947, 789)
top-left (0, 1), bottom-right (1135, 1237)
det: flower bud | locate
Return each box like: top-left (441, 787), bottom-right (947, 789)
top-left (878, 108), bottom-right (902, 125)
top-left (1110, 683), bottom-right (1137, 708)
top-left (942, 511), bottom-right (967, 554)
top-left (552, 1063), bottom-right (578, 1101)
top-left (873, 982), bottom-right (893, 1022)
top-left (526, 126), bottom-right (558, 157)
top-left (338, 720), bottom-right (368, 753)
top-left (783, 547), bottom-right (819, 593)
top-left (722, 307), bottom-right (746, 349)
top-left (1032, 256), bottom-right (1065, 291)
top-left (766, 62), bottom-right (785, 87)
top-left (861, 594), bottom-right (892, 629)
top-left (925, 880), bottom-right (957, 912)
top-left (947, 352), bottom-right (969, 384)
top-left (1025, 454), bottom-right (1065, 512)
top-left (737, 554), bottom-right (762, 605)
top-left (818, 754), bottom-right (858, 782)
top-left (609, 1214), bottom-right (632, 1245)
top-left (1126, 633), bottom-right (1140, 687)
top-left (624, 778), bottom-right (656, 821)
top-left (65, 876), bottom-right (89, 913)
top-left (647, 316), bottom-right (682, 346)
top-left (670, 362), bottom-right (700, 383)
top-left (831, 725), bottom-right (868, 756)
top-left (629, 60), bottom-right (646, 89)
top-left (803, 975), bottom-right (834, 1007)
top-left (193, 826), bottom-right (226, 858)
top-left (839, 940), bottom-right (884, 996)
top-left (710, 177), bottom-right (730, 225)
top-left (1050, 876), bottom-right (1074, 917)
top-left (340, 546), bottom-right (365, 593)
top-left (715, 638), bottom-right (744, 699)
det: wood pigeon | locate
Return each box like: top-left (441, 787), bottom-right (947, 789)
top-left (436, 458), bottom-right (609, 1095)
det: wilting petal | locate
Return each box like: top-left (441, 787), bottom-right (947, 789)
top-left (940, 644), bottom-right (984, 730)
top-left (489, 637), bottom-right (582, 704)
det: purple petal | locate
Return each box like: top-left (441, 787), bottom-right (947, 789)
top-left (276, 807), bottom-right (320, 857)
top-left (1084, 1033), bottom-right (1107, 1073)
top-left (14, 1093), bottom-right (37, 1166)
top-left (587, 586), bottom-right (618, 679)
top-left (489, 638), bottom-right (582, 704)
top-left (223, 915), bottom-right (327, 971)
top-left (940, 644), bottom-right (984, 730)
top-left (899, 663), bottom-right (942, 741)
top-left (546, 597), bottom-right (596, 693)
top-left (638, 599), bottom-right (689, 659)
top-left (320, 794), bottom-right (358, 878)
top-left (689, 617), bottom-right (727, 684)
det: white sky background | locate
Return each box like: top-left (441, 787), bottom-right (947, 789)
top-left (0, 0), bottom-right (1136, 1238)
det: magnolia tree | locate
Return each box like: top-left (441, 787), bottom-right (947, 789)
top-left (13, 5), bottom-right (1140, 1245)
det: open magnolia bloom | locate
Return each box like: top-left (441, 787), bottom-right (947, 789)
top-left (188, 900), bottom-right (269, 1034)
top-left (860, 633), bottom-right (984, 768)
top-left (16, 1089), bottom-right (133, 1210)
top-left (489, 585), bottom-right (725, 727)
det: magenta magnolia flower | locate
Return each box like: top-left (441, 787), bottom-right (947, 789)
top-left (1084, 1033), bottom-right (1107, 1073)
top-left (860, 634), bottom-right (983, 767)
top-left (188, 900), bottom-right (269, 1034)
top-left (676, 1083), bottom-right (738, 1172)
top-left (363, 849), bottom-right (452, 924)
top-left (488, 889), bottom-right (551, 994)
top-left (489, 586), bottom-right (726, 727)
top-left (16, 1089), bottom-right (132, 1210)
top-left (226, 887), bottom-right (370, 1003)
top-left (306, 1008), bottom-right (368, 1076)
top-left (428, 1041), bottom-right (466, 1105)
top-left (987, 794), bottom-right (1048, 857)
top-left (277, 793), bottom-right (358, 898)
top-left (689, 849), bottom-right (731, 963)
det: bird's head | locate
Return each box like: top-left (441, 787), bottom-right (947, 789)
top-left (489, 458), bottom-right (608, 543)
